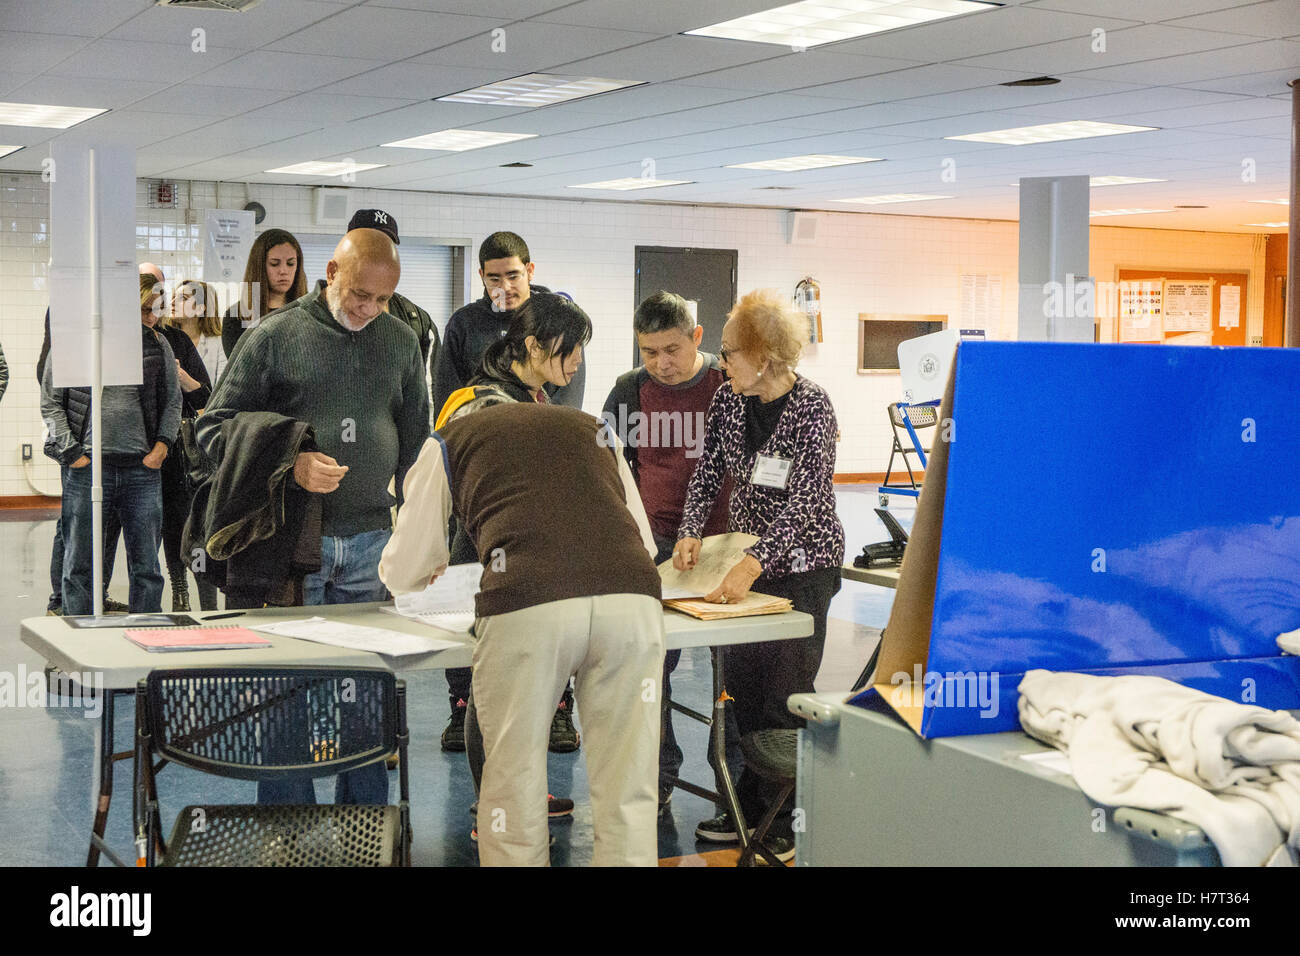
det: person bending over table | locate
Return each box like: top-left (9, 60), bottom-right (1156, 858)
top-left (673, 288), bottom-right (845, 859)
top-left (380, 402), bottom-right (664, 866)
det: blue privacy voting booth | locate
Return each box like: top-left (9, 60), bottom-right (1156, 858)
top-left (856, 341), bottom-right (1300, 737)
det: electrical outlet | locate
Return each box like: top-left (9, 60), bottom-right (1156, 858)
top-left (21, 443), bottom-right (32, 462)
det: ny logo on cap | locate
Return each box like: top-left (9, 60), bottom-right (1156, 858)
top-left (374, 211), bottom-right (389, 224)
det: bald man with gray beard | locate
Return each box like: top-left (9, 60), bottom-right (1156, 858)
top-left (197, 229), bottom-right (429, 805)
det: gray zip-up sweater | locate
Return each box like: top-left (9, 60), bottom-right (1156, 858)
top-left (197, 286), bottom-right (429, 537)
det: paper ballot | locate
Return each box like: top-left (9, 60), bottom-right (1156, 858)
top-left (657, 533), bottom-right (760, 598)
top-left (251, 617), bottom-right (461, 657)
top-left (387, 562), bottom-right (480, 633)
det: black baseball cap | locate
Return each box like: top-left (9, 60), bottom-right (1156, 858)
top-left (347, 208), bottom-right (399, 244)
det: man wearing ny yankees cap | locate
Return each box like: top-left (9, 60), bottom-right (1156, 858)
top-left (347, 209), bottom-right (440, 404)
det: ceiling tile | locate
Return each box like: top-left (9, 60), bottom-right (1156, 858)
top-left (313, 62), bottom-right (514, 99)
top-left (3, 75), bottom-right (168, 110)
top-left (1172, 66), bottom-right (1300, 96)
top-left (268, 6), bottom-right (504, 59)
top-left (555, 35), bottom-right (782, 85)
top-left (802, 64), bottom-right (1031, 102)
top-left (532, 0), bottom-right (782, 33)
top-left (414, 21), bottom-right (662, 72)
top-left (0, 31), bottom-right (94, 74)
top-left (1164, 0), bottom-right (1300, 37)
top-left (127, 84), bottom-right (289, 117)
top-left (46, 37), bottom-right (242, 81)
top-left (188, 50), bottom-right (387, 92)
top-left (678, 50), bottom-right (925, 94)
top-left (103, 0), bottom-right (342, 48)
top-left (829, 5), bottom-right (1141, 61)
top-left (1066, 38), bottom-right (1300, 85)
top-left (1, 0), bottom-right (152, 38)
top-left (364, 0), bottom-right (575, 17)
top-left (1028, 1), bottom-right (1262, 21)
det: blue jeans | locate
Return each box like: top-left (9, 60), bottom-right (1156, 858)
top-left (258, 528), bottom-right (392, 806)
top-left (60, 462), bottom-right (163, 616)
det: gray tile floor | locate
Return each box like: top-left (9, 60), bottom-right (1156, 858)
top-left (0, 486), bottom-right (909, 866)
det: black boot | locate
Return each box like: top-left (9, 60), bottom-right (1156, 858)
top-left (171, 580), bottom-right (191, 612)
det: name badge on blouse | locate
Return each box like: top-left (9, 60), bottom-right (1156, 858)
top-left (751, 454), bottom-right (792, 490)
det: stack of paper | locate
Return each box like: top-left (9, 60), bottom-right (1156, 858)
top-left (657, 533), bottom-right (793, 619)
top-left (662, 593), bottom-right (793, 621)
top-left (384, 563), bottom-right (479, 634)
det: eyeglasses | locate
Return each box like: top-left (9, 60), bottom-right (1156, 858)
top-left (719, 345), bottom-right (739, 363)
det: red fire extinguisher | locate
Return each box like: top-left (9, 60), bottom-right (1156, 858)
top-left (795, 276), bottom-right (822, 343)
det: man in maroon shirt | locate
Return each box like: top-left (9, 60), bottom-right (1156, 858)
top-left (602, 291), bottom-right (733, 811)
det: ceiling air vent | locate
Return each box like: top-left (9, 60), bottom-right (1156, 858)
top-left (156, 0), bottom-right (264, 12)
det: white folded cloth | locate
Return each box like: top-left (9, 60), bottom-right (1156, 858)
top-left (1018, 670), bottom-right (1300, 867)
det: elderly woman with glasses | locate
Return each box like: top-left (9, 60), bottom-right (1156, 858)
top-left (672, 288), bottom-right (845, 859)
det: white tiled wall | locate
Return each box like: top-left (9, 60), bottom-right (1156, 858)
top-left (0, 172), bottom-right (1269, 497)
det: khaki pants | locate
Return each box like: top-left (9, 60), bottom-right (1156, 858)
top-left (472, 593), bottom-right (665, 866)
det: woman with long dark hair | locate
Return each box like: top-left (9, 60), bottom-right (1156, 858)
top-left (221, 228), bottom-right (307, 358)
top-left (469, 292), bottom-right (591, 404)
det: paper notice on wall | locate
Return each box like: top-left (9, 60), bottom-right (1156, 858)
top-left (1118, 280), bottom-right (1163, 342)
top-left (961, 273), bottom-right (1002, 330)
top-left (203, 209), bottom-right (255, 283)
top-left (1219, 285), bottom-right (1241, 330)
top-left (1163, 280), bottom-right (1212, 333)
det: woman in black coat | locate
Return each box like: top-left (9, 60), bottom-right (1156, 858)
top-left (145, 276), bottom-right (216, 611)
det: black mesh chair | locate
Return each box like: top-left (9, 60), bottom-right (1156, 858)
top-left (738, 640), bottom-right (884, 867)
top-left (133, 667), bottom-right (410, 867)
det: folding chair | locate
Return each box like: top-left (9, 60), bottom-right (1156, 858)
top-left (879, 402), bottom-right (939, 506)
top-left (134, 667), bottom-right (410, 867)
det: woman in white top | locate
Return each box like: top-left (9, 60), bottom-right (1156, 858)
top-left (169, 280), bottom-right (226, 387)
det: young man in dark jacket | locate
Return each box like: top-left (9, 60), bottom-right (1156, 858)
top-left (40, 279), bottom-right (182, 615)
top-left (431, 231), bottom-right (588, 752)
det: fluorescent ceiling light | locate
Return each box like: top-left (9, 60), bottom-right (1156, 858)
top-left (439, 74), bottom-right (643, 108)
top-left (0, 101), bottom-right (107, 128)
top-left (1243, 221), bottom-right (1287, 227)
top-left (265, 161), bottom-right (386, 176)
top-left (382, 129), bottom-right (536, 151)
top-left (1248, 198), bottom-right (1288, 205)
top-left (1088, 208), bottom-right (1173, 217)
top-left (948, 121), bottom-right (1157, 146)
top-left (833, 193), bottom-right (953, 205)
top-left (568, 178), bottom-right (693, 191)
top-left (727, 154), bottom-right (882, 171)
top-left (687, 0), bottom-right (998, 48)
top-left (0, 145), bottom-right (22, 159)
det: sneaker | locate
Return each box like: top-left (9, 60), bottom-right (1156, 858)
top-left (102, 597), bottom-right (130, 614)
top-left (469, 796), bottom-right (574, 819)
top-left (441, 699), bottom-right (467, 752)
top-left (755, 835), bottom-right (796, 864)
top-left (694, 812), bottom-right (745, 843)
top-left (45, 607), bottom-right (62, 617)
top-left (549, 690), bottom-right (580, 753)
